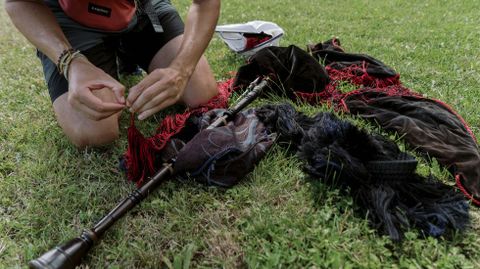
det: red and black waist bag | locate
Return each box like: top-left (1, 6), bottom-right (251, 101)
top-left (59, 0), bottom-right (136, 31)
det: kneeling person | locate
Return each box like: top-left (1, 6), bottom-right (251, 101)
top-left (5, 0), bottom-right (220, 148)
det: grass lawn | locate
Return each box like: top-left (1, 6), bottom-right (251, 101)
top-left (1, 0), bottom-right (480, 268)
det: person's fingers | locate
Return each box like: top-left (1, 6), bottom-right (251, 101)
top-left (131, 85), bottom-right (170, 114)
top-left (101, 80), bottom-right (126, 104)
top-left (127, 71), bottom-right (161, 107)
top-left (138, 98), bottom-right (177, 120)
top-left (88, 79), bottom-right (126, 104)
top-left (76, 89), bottom-right (125, 113)
top-left (80, 103), bottom-right (120, 120)
top-left (111, 85), bottom-right (126, 104)
top-left (129, 80), bottom-right (168, 113)
top-left (68, 94), bottom-right (119, 120)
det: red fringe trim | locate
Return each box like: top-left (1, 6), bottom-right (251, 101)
top-left (295, 63), bottom-right (417, 110)
top-left (456, 174), bottom-right (480, 206)
top-left (326, 63), bottom-right (401, 88)
top-left (430, 98), bottom-right (477, 143)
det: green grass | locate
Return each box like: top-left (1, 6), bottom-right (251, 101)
top-left (1, 0), bottom-right (480, 268)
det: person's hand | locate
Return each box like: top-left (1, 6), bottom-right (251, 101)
top-left (67, 56), bottom-right (126, 120)
top-left (127, 67), bottom-right (188, 120)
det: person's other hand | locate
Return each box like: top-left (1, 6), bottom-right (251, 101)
top-left (67, 56), bottom-right (126, 120)
top-left (127, 67), bottom-right (188, 120)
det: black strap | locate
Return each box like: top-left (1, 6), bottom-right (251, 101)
top-left (137, 0), bottom-right (164, 33)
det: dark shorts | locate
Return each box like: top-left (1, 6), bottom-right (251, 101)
top-left (37, 0), bottom-right (185, 102)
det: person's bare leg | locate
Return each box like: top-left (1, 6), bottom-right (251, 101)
top-left (148, 35), bottom-right (218, 107)
top-left (53, 88), bottom-right (121, 148)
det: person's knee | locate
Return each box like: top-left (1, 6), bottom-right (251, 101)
top-left (182, 58), bottom-right (219, 108)
top-left (69, 124), bottom-right (120, 149)
top-left (53, 91), bottom-right (122, 148)
top-left (184, 81), bottom-right (219, 108)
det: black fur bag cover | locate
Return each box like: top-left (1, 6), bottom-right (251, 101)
top-left (256, 103), bottom-right (469, 241)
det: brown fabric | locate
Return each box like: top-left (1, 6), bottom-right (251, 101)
top-left (172, 108), bottom-right (276, 187)
top-left (345, 91), bottom-right (480, 201)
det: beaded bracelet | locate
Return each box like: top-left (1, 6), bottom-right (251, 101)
top-left (56, 48), bottom-right (85, 81)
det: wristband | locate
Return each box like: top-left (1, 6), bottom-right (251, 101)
top-left (56, 48), bottom-right (85, 81)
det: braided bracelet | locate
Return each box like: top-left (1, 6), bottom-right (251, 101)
top-left (56, 48), bottom-right (85, 81)
top-left (56, 48), bottom-right (74, 67)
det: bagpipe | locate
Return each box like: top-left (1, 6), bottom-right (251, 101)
top-left (28, 78), bottom-right (270, 269)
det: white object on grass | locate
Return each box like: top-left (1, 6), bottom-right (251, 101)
top-left (215, 20), bottom-right (284, 57)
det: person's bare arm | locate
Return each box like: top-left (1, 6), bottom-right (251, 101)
top-left (169, 0), bottom-right (220, 79)
top-left (5, 0), bottom-right (72, 63)
top-left (5, 0), bottom-right (125, 120)
top-left (127, 0), bottom-right (220, 120)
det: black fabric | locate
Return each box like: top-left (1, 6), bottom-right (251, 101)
top-left (232, 45), bottom-right (330, 98)
top-left (256, 103), bottom-right (469, 241)
top-left (119, 9), bottom-right (184, 72)
top-left (172, 108), bottom-right (276, 187)
top-left (307, 38), bottom-right (398, 78)
top-left (344, 91), bottom-right (480, 201)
